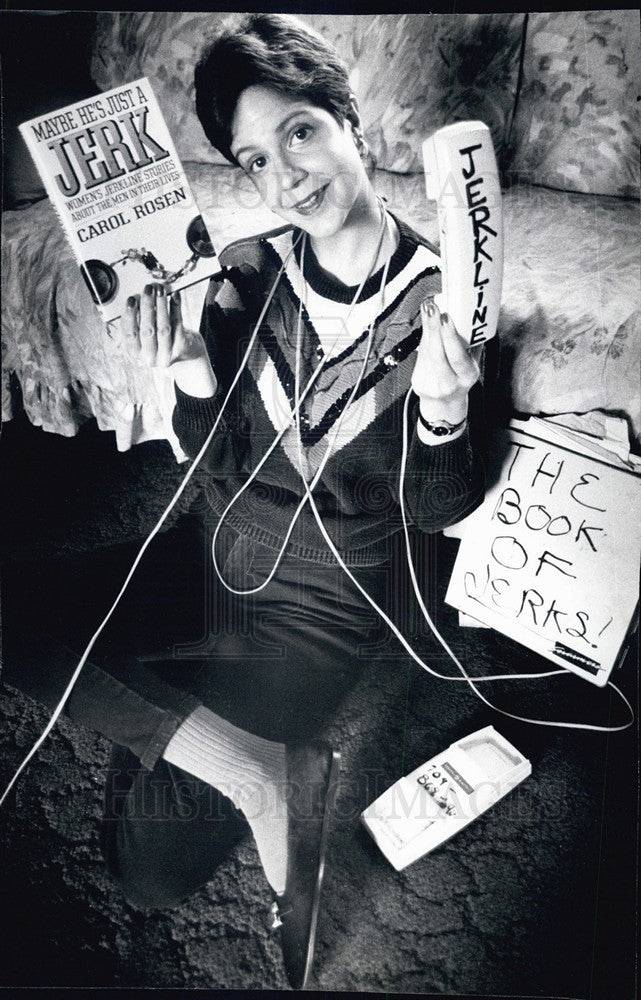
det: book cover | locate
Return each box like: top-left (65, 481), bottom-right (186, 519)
top-left (19, 77), bottom-right (221, 324)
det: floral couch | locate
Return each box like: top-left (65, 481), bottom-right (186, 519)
top-left (2, 10), bottom-right (639, 456)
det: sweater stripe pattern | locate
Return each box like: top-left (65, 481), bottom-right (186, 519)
top-left (257, 227), bottom-right (440, 480)
top-left (172, 215), bottom-right (485, 566)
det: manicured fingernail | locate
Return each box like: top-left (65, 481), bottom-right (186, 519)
top-left (126, 296), bottom-right (136, 308)
top-left (422, 298), bottom-right (435, 317)
top-left (157, 284), bottom-right (165, 297)
top-left (144, 284), bottom-right (154, 296)
top-left (172, 289), bottom-right (180, 301)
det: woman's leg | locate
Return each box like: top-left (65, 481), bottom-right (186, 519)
top-left (4, 516), bottom-right (385, 914)
top-left (99, 531), bottom-right (387, 907)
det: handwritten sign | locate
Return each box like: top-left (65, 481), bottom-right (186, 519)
top-left (446, 425), bottom-right (641, 685)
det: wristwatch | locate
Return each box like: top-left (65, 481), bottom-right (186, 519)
top-left (417, 411), bottom-right (467, 436)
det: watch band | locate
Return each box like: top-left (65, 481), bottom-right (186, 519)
top-left (417, 410), bottom-right (467, 437)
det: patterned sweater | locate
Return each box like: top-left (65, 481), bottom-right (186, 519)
top-left (172, 215), bottom-right (485, 566)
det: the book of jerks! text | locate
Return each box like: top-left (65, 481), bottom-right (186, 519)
top-left (19, 77), bottom-right (221, 323)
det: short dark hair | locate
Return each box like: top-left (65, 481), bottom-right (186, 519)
top-left (194, 13), bottom-right (357, 165)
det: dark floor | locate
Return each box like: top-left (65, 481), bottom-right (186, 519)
top-left (0, 413), bottom-right (638, 998)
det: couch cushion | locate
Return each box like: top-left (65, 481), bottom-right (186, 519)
top-left (495, 187), bottom-right (640, 439)
top-left (323, 12), bottom-right (524, 173)
top-left (91, 12), bottom-right (524, 175)
top-left (507, 10), bottom-right (641, 198)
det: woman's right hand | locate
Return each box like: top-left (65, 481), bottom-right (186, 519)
top-left (121, 283), bottom-right (217, 397)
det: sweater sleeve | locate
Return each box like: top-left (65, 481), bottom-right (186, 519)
top-left (171, 264), bottom-right (258, 466)
top-left (397, 378), bottom-right (486, 533)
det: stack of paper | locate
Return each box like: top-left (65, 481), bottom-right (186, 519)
top-left (444, 412), bottom-right (641, 686)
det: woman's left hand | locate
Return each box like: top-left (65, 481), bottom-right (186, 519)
top-left (411, 298), bottom-right (480, 423)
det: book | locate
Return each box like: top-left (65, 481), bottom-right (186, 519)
top-left (19, 77), bottom-right (221, 324)
top-left (444, 417), bottom-right (641, 686)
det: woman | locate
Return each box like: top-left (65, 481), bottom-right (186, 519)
top-left (10, 13), bottom-right (486, 991)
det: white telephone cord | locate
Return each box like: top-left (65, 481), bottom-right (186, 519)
top-left (284, 225), bottom-right (634, 732)
top-left (0, 232), bottom-right (300, 809)
top-left (0, 214), bottom-right (633, 809)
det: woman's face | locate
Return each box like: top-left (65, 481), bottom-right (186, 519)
top-left (230, 84), bottom-right (369, 239)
